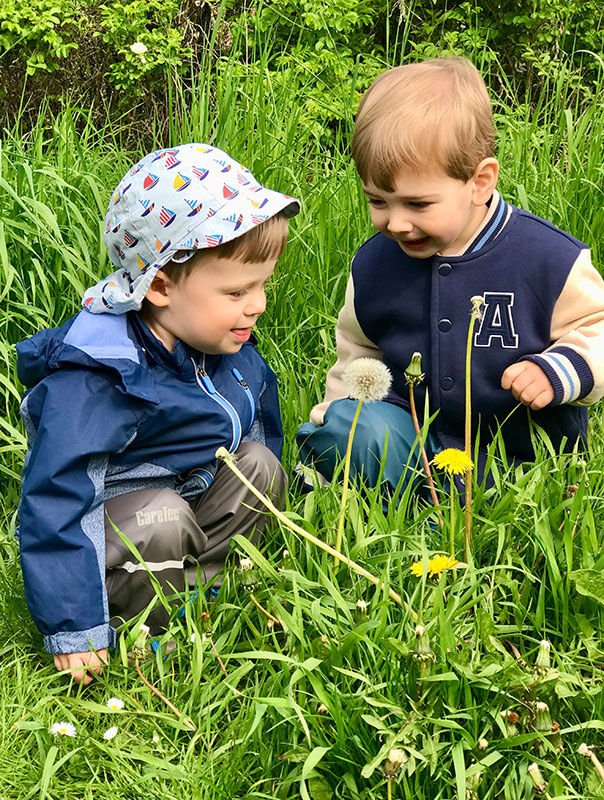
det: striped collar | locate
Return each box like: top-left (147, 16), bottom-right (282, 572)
top-left (448, 190), bottom-right (511, 257)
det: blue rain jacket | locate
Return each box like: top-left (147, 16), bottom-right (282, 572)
top-left (17, 310), bottom-right (283, 654)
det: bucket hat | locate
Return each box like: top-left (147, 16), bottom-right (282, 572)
top-left (82, 143), bottom-right (300, 314)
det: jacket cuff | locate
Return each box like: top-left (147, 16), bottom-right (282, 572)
top-left (43, 623), bottom-right (117, 655)
top-left (523, 346), bottom-right (594, 405)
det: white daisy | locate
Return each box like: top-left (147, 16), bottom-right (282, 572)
top-left (103, 726), bottom-right (118, 740)
top-left (106, 697), bottom-right (124, 711)
top-left (50, 721), bottom-right (76, 737)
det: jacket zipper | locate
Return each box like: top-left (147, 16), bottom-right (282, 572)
top-left (192, 357), bottom-right (242, 451)
top-left (231, 367), bottom-right (256, 421)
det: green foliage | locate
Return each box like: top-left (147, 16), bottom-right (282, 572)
top-left (0, 0), bottom-right (79, 74)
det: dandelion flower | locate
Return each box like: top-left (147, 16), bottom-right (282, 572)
top-left (129, 42), bottom-right (148, 55)
top-left (433, 448), bottom-right (473, 475)
top-left (411, 555), bottom-right (459, 578)
top-left (103, 726), bottom-right (118, 740)
top-left (342, 358), bottom-right (392, 402)
top-left (50, 721), bottom-right (76, 737)
top-left (106, 697), bottom-right (124, 711)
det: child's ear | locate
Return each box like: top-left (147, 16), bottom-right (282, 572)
top-left (471, 158), bottom-right (499, 205)
top-left (144, 269), bottom-right (173, 308)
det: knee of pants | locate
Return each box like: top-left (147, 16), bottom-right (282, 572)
top-left (235, 440), bottom-right (287, 504)
top-left (104, 487), bottom-right (204, 569)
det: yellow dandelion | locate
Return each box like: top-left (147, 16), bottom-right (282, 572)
top-left (411, 555), bottom-right (459, 579)
top-left (427, 555), bottom-right (459, 577)
top-left (433, 448), bottom-right (473, 475)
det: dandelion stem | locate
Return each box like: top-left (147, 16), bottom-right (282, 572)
top-left (134, 657), bottom-right (196, 731)
top-left (216, 448), bottom-right (413, 615)
top-left (335, 397), bottom-right (363, 564)
top-left (408, 384), bottom-right (443, 528)
top-left (387, 778), bottom-right (393, 800)
top-left (464, 298), bottom-right (483, 560)
top-left (249, 592), bottom-right (283, 627)
top-left (449, 479), bottom-right (455, 559)
top-left (208, 636), bottom-right (228, 676)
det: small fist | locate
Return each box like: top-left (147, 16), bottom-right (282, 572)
top-left (501, 361), bottom-right (554, 410)
top-left (53, 649), bottom-right (108, 686)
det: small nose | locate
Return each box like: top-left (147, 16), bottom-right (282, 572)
top-left (387, 209), bottom-right (413, 235)
top-left (246, 288), bottom-right (266, 317)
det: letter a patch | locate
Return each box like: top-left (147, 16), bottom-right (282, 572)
top-left (474, 292), bottom-right (518, 348)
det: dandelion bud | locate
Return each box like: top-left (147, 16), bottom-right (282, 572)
top-left (565, 484), bottom-right (579, 497)
top-left (383, 748), bottom-right (407, 780)
top-left (534, 702), bottom-right (552, 732)
top-left (354, 599), bottom-right (368, 622)
top-left (312, 634), bottom-right (331, 660)
top-left (200, 611), bottom-right (213, 635)
top-left (342, 358), bottom-right (392, 403)
top-left (404, 352), bottom-right (425, 387)
top-left (534, 639), bottom-right (551, 673)
top-left (477, 738), bottom-right (488, 750)
top-left (527, 763), bottom-right (547, 794)
top-left (550, 720), bottom-right (563, 753)
top-left (500, 710), bottom-right (519, 738)
top-left (466, 768), bottom-right (483, 800)
top-left (470, 295), bottom-right (484, 319)
top-left (317, 703), bottom-right (329, 715)
top-left (413, 624), bottom-right (435, 663)
top-left (237, 557), bottom-right (258, 591)
top-left (133, 623), bottom-right (150, 655)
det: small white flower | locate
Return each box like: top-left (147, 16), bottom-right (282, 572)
top-left (106, 697), bottom-right (124, 711)
top-left (152, 734), bottom-right (160, 743)
top-left (190, 633), bottom-right (196, 643)
top-left (342, 358), bottom-right (392, 402)
top-left (103, 726), bottom-right (118, 740)
top-left (129, 42), bottom-right (148, 55)
top-left (50, 721), bottom-right (76, 737)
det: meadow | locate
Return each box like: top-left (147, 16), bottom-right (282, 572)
top-left (0, 15), bottom-right (604, 800)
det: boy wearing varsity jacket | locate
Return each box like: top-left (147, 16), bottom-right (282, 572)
top-left (297, 57), bottom-right (604, 489)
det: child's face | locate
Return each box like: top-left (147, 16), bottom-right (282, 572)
top-left (362, 166), bottom-right (488, 259)
top-left (143, 253), bottom-right (276, 354)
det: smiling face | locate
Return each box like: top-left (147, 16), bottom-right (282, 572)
top-left (363, 166), bottom-right (493, 259)
top-left (140, 252), bottom-right (277, 354)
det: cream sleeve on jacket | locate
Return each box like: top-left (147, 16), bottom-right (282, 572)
top-left (309, 275), bottom-right (383, 424)
top-left (531, 249), bottom-right (604, 405)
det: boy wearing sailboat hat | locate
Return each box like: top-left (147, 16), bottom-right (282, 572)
top-left (17, 143), bottom-right (299, 684)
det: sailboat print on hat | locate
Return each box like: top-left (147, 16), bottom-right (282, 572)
top-left (224, 212), bottom-right (243, 231)
top-left (155, 236), bottom-right (172, 254)
top-left (192, 166), bottom-right (209, 181)
top-left (137, 254), bottom-right (150, 271)
top-left (185, 198), bottom-right (203, 216)
top-left (206, 208), bottom-right (216, 218)
top-left (123, 229), bottom-right (138, 247)
top-left (130, 164), bottom-right (142, 176)
top-left (251, 214), bottom-right (268, 225)
top-left (139, 199), bottom-right (155, 216)
top-left (112, 216), bottom-right (121, 233)
top-left (143, 173), bottom-right (159, 190)
top-left (222, 183), bottom-right (238, 200)
top-left (114, 244), bottom-right (126, 260)
top-left (206, 234), bottom-right (223, 247)
top-left (163, 151), bottom-right (181, 170)
top-left (214, 159), bottom-right (231, 173)
top-left (159, 206), bottom-right (176, 227)
top-left (237, 172), bottom-right (250, 186)
top-left (104, 217), bottom-right (111, 233)
top-left (195, 146), bottom-right (212, 154)
top-left (173, 172), bottom-right (191, 191)
top-left (114, 183), bottom-right (131, 204)
top-left (249, 196), bottom-right (268, 209)
top-left (180, 236), bottom-right (199, 249)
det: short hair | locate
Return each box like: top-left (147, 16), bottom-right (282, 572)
top-left (161, 211), bottom-right (290, 282)
top-left (352, 56), bottom-right (495, 190)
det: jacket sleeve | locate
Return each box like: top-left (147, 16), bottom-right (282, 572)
top-left (244, 364), bottom-right (284, 460)
top-left (309, 273), bottom-right (383, 425)
top-left (19, 369), bottom-right (140, 655)
top-left (522, 249), bottom-right (604, 405)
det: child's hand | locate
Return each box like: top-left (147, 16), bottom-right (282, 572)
top-left (501, 361), bottom-right (554, 410)
top-left (53, 649), bottom-right (108, 686)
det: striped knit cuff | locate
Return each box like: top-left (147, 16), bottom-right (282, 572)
top-left (524, 346), bottom-right (594, 405)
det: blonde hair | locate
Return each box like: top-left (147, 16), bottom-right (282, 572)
top-left (161, 211), bottom-right (290, 281)
top-left (352, 57), bottom-right (495, 190)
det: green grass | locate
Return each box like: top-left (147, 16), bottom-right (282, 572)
top-left (1, 24), bottom-right (604, 800)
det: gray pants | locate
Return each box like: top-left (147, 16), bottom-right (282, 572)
top-left (104, 441), bottom-right (286, 630)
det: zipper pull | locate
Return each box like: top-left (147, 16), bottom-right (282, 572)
top-left (232, 366), bottom-right (248, 388)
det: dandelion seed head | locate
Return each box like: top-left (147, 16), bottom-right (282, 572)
top-left (50, 721), bottom-right (76, 737)
top-left (432, 448), bottom-right (473, 475)
top-left (383, 748), bottom-right (407, 779)
top-left (103, 726), bottom-right (118, 740)
top-left (106, 697), bottom-right (124, 711)
top-left (342, 358), bottom-right (392, 402)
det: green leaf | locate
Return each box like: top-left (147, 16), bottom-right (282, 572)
top-left (570, 570), bottom-right (604, 605)
top-left (302, 746), bottom-right (331, 780)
